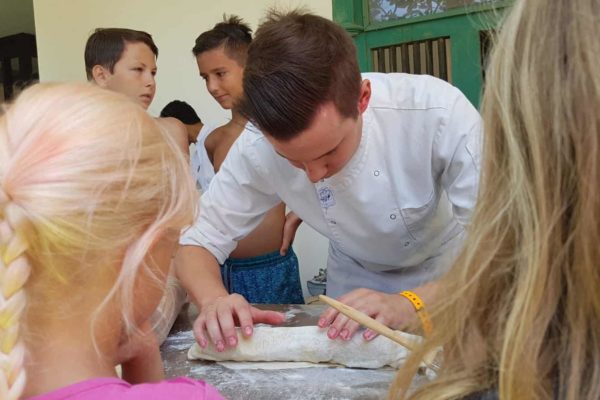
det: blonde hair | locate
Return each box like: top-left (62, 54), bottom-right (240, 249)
top-left (389, 0), bottom-right (600, 399)
top-left (0, 83), bottom-right (196, 399)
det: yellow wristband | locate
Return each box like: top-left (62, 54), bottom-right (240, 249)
top-left (399, 290), bottom-right (433, 336)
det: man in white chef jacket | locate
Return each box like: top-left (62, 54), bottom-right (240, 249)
top-left (176, 10), bottom-right (481, 351)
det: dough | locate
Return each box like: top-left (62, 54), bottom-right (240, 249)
top-left (216, 361), bottom-right (334, 370)
top-left (188, 326), bottom-right (418, 369)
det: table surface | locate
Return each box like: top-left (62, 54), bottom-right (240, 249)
top-left (161, 304), bottom-right (425, 400)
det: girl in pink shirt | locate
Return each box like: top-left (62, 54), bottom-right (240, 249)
top-left (0, 83), bottom-right (223, 400)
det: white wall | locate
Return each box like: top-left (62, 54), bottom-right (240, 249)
top-left (33, 0), bottom-right (332, 124)
top-left (33, 0), bottom-right (332, 299)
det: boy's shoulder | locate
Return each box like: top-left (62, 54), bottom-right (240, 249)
top-left (205, 123), bottom-right (239, 151)
top-left (208, 120), bottom-right (265, 148)
top-left (156, 116), bottom-right (188, 152)
top-left (206, 123), bottom-right (234, 140)
top-left (156, 116), bottom-right (186, 134)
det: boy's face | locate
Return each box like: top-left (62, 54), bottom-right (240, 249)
top-left (265, 81), bottom-right (372, 183)
top-left (95, 41), bottom-right (157, 109)
top-left (196, 46), bottom-right (245, 110)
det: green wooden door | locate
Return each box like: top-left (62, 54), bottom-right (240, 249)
top-left (332, 0), bottom-right (512, 107)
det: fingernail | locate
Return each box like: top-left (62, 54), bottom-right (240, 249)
top-left (244, 326), bottom-right (252, 336)
top-left (216, 340), bottom-right (225, 352)
top-left (340, 329), bottom-right (349, 340)
top-left (228, 336), bottom-right (237, 346)
top-left (318, 318), bottom-right (326, 327)
top-left (364, 331), bottom-right (375, 341)
top-left (328, 327), bottom-right (338, 339)
top-left (199, 338), bottom-right (207, 348)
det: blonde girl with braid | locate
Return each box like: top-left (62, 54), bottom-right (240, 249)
top-left (388, 0), bottom-right (600, 399)
top-left (0, 83), bottom-right (223, 399)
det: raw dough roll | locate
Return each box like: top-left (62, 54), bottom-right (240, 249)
top-left (188, 326), bottom-right (419, 369)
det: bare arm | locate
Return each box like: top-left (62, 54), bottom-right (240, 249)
top-left (279, 211), bottom-right (303, 256)
top-left (175, 246), bottom-right (228, 307)
top-left (177, 130), bottom-right (288, 350)
top-left (174, 245), bottom-right (284, 351)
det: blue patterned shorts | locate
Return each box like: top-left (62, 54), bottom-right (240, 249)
top-left (220, 247), bottom-right (304, 304)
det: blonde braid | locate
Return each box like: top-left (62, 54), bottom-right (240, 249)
top-left (0, 189), bottom-right (30, 400)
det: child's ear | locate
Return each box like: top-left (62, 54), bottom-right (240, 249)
top-left (91, 65), bottom-right (111, 87)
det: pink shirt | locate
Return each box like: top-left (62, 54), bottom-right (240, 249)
top-left (28, 377), bottom-right (224, 400)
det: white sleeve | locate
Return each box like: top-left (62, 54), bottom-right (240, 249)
top-left (433, 88), bottom-right (482, 226)
top-left (179, 133), bottom-right (282, 264)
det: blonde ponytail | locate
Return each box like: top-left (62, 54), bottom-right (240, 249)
top-left (0, 192), bottom-right (30, 400)
top-left (0, 82), bottom-right (197, 398)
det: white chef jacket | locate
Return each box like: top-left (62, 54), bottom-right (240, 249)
top-left (180, 73), bottom-right (481, 296)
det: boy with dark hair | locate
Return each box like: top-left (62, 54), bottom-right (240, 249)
top-left (178, 10), bottom-right (482, 351)
top-left (84, 28), bottom-right (158, 81)
top-left (84, 27), bottom-right (189, 359)
top-left (192, 15), bottom-right (251, 65)
top-left (161, 100), bottom-right (202, 125)
top-left (160, 100), bottom-right (208, 191)
top-left (160, 100), bottom-right (204, 144)
top-left (178, 16), bottom-right (304, 325)
top-left (84, 28), bottom-right (188, 154)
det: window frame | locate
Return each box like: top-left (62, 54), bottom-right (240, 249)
top-left (333, 0), bottom-right (512, 107)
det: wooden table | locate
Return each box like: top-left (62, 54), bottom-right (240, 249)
top-left (161, 304), bottom-right (425, 400)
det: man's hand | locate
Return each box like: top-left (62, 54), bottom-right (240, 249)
top-left (193, 293), bottom-right (286, 351)
top-left (317, 288), bottom-right (416, 341)
top-left (280, 211), bottom-right (302, 256)
top-left (175, 247), bottom-right (286, 350)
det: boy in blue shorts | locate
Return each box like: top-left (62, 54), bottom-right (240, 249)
top-left (179, 16), bottom-right (304, 307)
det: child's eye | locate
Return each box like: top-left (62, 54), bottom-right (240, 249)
top-left (217, 71), bottom-right (226, 78)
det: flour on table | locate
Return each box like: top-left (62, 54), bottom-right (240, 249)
top-left (283, 309), bottom-right (300, 320)
top-left (217, 361), bottom-right (336, 370)
top-left (188, 325), bottom-right (418, 369)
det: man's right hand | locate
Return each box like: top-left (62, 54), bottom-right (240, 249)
top-left (193, 293), bottom-right (285, 351)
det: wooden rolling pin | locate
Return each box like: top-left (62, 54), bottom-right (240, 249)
top-left (319, 294), bottom-right (439, 370)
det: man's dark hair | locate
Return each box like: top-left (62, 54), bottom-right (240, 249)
top-left (237, 10), bottom-right (362, 141)
top-left (160, 100), bottom-right (202, 125)
top-left (192, 15), bottom-right (252, 65)
top-left (84, 28), bottom-right (158, 80)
